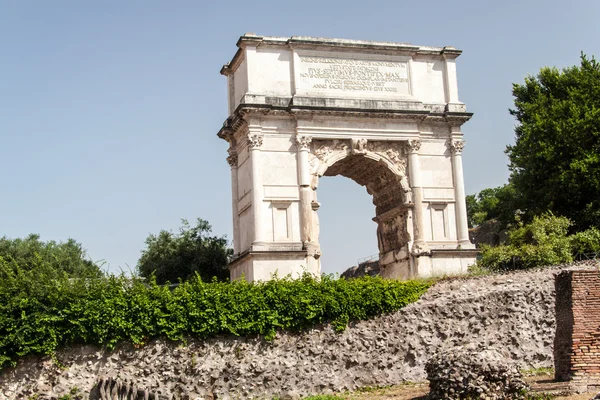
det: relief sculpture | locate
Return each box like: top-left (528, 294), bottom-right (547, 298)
top-left (351, 138), bottom-right (368, 154)
top-left (308, 139), bottom-right (413, 204)
top-left (366, 141), bottom-right (412, 204)
top-left (308, 140), bottom-right (350, 189)
top-left (376, 213), bottom-right (410, 253)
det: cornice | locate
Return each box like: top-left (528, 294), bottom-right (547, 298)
top-left (216, 100), bottom-right (471, 138)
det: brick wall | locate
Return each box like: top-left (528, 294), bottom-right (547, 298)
top-left (555, 269), bottom-right (600, 392)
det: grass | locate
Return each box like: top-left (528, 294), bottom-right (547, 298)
top-left (521, 367), bottom-right (554, 377)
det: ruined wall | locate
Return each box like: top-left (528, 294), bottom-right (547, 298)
top-left (3, 262), bottom-right (597, 400)
top-left (555, 269), bottom-right (600, 392)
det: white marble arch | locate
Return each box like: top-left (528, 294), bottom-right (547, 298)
top-left (218, 34), bottom-right (477, 281)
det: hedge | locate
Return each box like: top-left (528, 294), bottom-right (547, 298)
top-left (0, 258), bottom-right (431, 369)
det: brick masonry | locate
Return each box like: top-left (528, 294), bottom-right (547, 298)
top-left (555, 269), bottom-right (600, 392)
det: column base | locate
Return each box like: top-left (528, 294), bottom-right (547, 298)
top-left (458, 240), bottom-right (476, 249)
top-left (379, 247), bottom-right (478, 280)
top-left (380, 247), bottom-right (410, 279)
top-left (411, 241), bottom-right (431, 256)
top-left (228, 249), bottom-right (319, 282)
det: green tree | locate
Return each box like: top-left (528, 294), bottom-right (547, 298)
top-left (507, 53), bottom-right (600, 230)
top-left (136, 218), bottom-right (232, 284)
top-left (0, 234), bottom-right (102, 278)
top-left (466, 184), bottom-right (518, 228)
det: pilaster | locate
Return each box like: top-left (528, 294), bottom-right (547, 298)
top-left (407, 138), bottom-right (430, 256)
top-left (248, 130), bottom-right (265, 246)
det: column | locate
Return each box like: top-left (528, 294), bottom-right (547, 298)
top-left (407, 139), bottom-right (430, 255)
top-left (296, 135), bottom-right (312, 245)
top-left (248, 132), bottom-right (264, 245)
top-left (227, 148), bottom-right (240, 254)
top-left (450, 139), bottom-right (471, 246)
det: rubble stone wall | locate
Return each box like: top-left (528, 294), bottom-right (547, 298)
top-left (3, 261), bottom-right (597, 400)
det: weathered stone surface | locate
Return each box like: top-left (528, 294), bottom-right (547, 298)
top-left (469, 218), bottom-right (508, 247)
top-left (94, 376), bottom-right (165, 400)
top-left (220, 34), bottom-right (477, 282)
top-left (425, 344), bottom-right (528, 399)
top-left (2, 261), bottom-right (597, 399)
top-left (340, 259), bottom-right (380, 279)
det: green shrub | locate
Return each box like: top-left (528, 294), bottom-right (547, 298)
top-left (477, 213), bottom-right (600, 271)
top-left (0, 258), bottom-right (430, 370)
top-left (570, 227), bottom-right (600, 255)
top-left (478, 214), bottom-right (573, 271)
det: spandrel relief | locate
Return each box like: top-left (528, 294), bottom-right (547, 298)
top-left (307, 139), bottom-right (413, 204)
top-left (308, 139), bottom-right (350, 189)
top-left (365, 141), bottom-right (412, 204)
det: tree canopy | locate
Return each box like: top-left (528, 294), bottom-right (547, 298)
top-left (466, 184), bottom-right (518, 228)
top-left (506, 53), bottom-right (600, 230)
top-left (136, 218), bottom-right (231, 284)
top-left (0, 234), bottom-right (103, 278)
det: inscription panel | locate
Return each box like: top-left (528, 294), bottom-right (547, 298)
top-left (296, 54), bottom-right (410, 97)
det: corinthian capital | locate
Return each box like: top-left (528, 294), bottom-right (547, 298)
top-left (296, 135), bottom-right (312, 151)
top-left (407, 138), bottom-right (422, 153)
top-left (247, 133), bottom-right (264, 149)
top-left (226, 149), bottom-right (238, 167)
top-left (449, 139), bottom-right (465, 155)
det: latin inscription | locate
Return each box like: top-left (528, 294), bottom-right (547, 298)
top-left (297, 56), bottom-right (410, 95)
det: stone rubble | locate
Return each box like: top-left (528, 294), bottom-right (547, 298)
top-left (1, 261), bottom-right (597, 400)
top-left (95, 376), bottom-right (165, 400)
top-left (425, 344), bottom-right (529, 399)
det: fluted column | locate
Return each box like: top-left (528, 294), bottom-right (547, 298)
top-left (450, 139), bottom-right (471, 246)
top-left (248, 132), bottom-right (264, 245)
top-left (296, 135), bottom-right (312, 245)
top-left (407, 139), bottom-right (430, 255)
top-left (227, 148), bottom-right (240, 254)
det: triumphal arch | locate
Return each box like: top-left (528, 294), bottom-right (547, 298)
top-left (218, 34), bottom-right (477, 281)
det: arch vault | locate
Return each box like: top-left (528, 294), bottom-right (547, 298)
top-left (217, 34), bottom-right (477, 281)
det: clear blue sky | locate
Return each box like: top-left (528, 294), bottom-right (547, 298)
top-left (1, 1), bottom-right (599, 275)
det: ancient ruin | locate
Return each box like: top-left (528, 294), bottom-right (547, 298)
top-left (218, 34), bottom-right (477, 281)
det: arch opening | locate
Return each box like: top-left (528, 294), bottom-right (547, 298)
top-left (316, 174), bottom-right (379, 276)
top-left (309, 147), bottom-right (413, 279)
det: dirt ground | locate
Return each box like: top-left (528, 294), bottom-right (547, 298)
top-left (336, 373), bottom-right (597, 399)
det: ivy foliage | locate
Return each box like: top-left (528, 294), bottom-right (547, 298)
top-left (478, 214), bottom-right (600, 271)
top-left (0, 258), bottom-right (430, 370)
